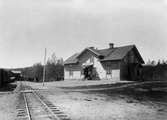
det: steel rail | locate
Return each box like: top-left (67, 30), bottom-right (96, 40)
top-left (23, 93), bottom-right (32, 120)
top-left (32, 91), bottom-right (60, 120)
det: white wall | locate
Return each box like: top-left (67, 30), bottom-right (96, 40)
top-left (106, 74), bottom-right (112, 79)
top-left (112, 69), bottom-right (120, 80)
top-left (73, 71), bottom-right (82, 79)
top-left (93, 57), bottom-right (106, 79)
top-left (64, 53), bottom-right (120, 80)
top-left (64, 69), bottom-right (70, 80)
top-left (82, 56), bottom-right (116, 80)
top-left (64, 69), bottom-right (83, 80)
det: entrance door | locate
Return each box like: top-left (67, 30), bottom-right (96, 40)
top-left (83, 65), bottom-right (100, 80)
top-left (83, 65), bottom-right (93, 80)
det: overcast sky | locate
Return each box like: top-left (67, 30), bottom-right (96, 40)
top-left (0, 0), bottom-right (167, 68)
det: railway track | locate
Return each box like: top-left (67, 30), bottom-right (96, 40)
top-left (15, 85), bottom-right (71, 120)
top-left (150, 101), bottom-right (167, 108)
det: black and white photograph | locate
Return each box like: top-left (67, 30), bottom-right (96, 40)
top-left (0, 0), bottom-right (167, 120)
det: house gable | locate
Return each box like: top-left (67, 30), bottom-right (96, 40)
top-left (64, 49), bottom-right (101, 71)
top-left (122, 46), bottom-right (144, 64)
top-left (78, 49), bottom-right (99, 64)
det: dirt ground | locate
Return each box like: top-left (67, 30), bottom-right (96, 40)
top-left (33, 81), bottom-right (167, 120)
top-left (23, 80), bottom-right (132, 90)
top-left (0, 94), bottom-right (17, 120)
top-left (0, 81), bottom-right (166, 120)
top-left (0, 82), bottom-right (17, 120)
top-left (40, 90), bottom-right (166, 120)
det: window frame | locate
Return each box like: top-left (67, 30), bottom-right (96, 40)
top-left (69, 70), bottom-right (73, 77)
top-left (106, 67), bottom-right (112, 75)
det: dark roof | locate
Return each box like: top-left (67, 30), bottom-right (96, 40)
top-left (64, 45), bottom-right (144, 64)
top-left (100, 45), bottom-right (134, 61)
top-left (64, 53), bottom-right (79, 64)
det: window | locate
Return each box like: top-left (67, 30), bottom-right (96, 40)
top-left (106, 68), bottom-right (112, 75)
top-left (124, 57), bottom-right (127, 63)
top-left (69, 70), bottom-right (73, 76)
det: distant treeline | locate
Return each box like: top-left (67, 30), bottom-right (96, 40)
top-left (16, 58), bottom-right (167, 82)
top-left (21, 53), bottom-right (64, 82)
top-left (142, 60), bottom-right (167, 81)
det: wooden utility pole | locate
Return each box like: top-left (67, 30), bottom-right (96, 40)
top-left (43, 48), bottom-right (47, 86)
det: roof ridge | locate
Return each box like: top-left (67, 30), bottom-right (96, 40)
top-left (86, 47), bottom-right (101, 56)
top-left (116, 44), bottom-right (135, 48)
top-left (95, 44), bottom-right (134, 51)
top-left (64, 44), bottom-right (143, 64)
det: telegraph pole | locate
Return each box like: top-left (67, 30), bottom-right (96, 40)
top-left (43, 48), bottom-right (47, 86)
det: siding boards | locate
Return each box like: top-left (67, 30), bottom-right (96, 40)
top-left (120, 49), bottom-right (142, 80)
top-left (64, 64), bottom-right (82, 71)
top-left (64, 50), bottom-right (98, 74)
top-left (101, 61), bottom-right (120, 70)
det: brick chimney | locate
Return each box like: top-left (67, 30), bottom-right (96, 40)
top-left (89, 47), bottom-right (94, 49)
top-left (109, 43), bottom-right (114, 49)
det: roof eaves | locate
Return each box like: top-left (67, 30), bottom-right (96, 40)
top-left (87, 48), bottom-right (101, 57)
top-left (133, 46), bottom-right (145, 64)
top-left (77, 47), bottom-right (103, 59)
top-left (64, 59), bottom-right (78, 64)
top-left (64, 53), bottom-right (79, 65)
top-left (100, 59), bottom-right (121, 62)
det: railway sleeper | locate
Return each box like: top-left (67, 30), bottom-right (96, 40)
top-left (17, 111), bottom-right (26, 114)
top-left (30, 89), bottom-right (72, 120)
top-left (50, 107), bottom-right (59, 110)
top-left (53, 111), bottom-right (64, 114)
top-left (60, 118), bottom-right (71, 120)
top-left (15, 117), bottom-right (29, 120)
top-left (52, 110), bottom-right (61, 113)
